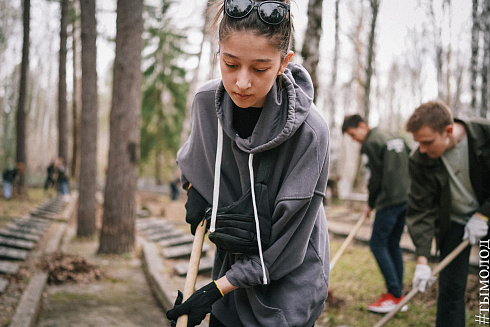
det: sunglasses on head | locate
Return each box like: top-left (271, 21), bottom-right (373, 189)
top-left (224, 0), bottom-right (290, 25)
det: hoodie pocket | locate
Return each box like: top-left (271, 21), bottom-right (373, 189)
top-left (206, 183), bottom-right (272, 255)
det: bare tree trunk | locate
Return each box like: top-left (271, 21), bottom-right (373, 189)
top-left (362, 0), bottom-right (379, 122)
top-left (326, 0), bottom-right (341, 181)
top-left (428, 0), bottom-right (445, 101)
top-left (471, 0), bottom-right (481, 113)
top-left (71, 0), bottom-right (81, 181)
top-left (179, 0), bottom-right (214, 148)
top-left (450, 52), bottom-right (465, 115)
top-left (155, 148), bottom-right (163, 186)
top-left (16, 0), bottom-right (31, 197)
top-left (58, 0), bottom-right (69, 165)
top-left (155, 109), bottom-right (164, 185)
top-left (354, 5), bottom-right (365, 115)
top-left (481, 0), bottom-right (490, 118)
top-left (77, 0), bottom-right (98, 237)
top-left (330, 0), bottom-right (340, 112)
top-left (99, 0), bottom-right (143, 254)
top-left (301, 0), bottom-right (323, 102)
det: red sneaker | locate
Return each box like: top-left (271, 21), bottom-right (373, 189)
top-left (367, 293), bottom-right (408, 313)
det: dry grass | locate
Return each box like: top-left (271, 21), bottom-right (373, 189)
top-left (0, 187), bottom-right (49, 227)
top-left (318, 236), bottom-right (477, 327)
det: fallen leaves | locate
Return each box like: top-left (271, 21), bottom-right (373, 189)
top-left (39, 252), bottom-right (107, 285)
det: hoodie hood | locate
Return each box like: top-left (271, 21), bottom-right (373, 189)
top-left (216, 63), bottom-right (313, 153)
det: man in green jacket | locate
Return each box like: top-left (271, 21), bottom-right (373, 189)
top-left (342, 114), bottom-right (411, 313)
top-left (405, 100), bottom-right (490, 326)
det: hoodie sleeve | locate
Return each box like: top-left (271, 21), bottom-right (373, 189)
top-left (226, 115), bottom-right (330, 287)
top-left (406, 154), bottom-right (438, 258)
top-left (177, 82), bottom-right (220, 204)
top-left (361, 138), bottom-right (384, 209)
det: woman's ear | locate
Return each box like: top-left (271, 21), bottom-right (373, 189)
top-left (278, 51), bottom-right (294, 75)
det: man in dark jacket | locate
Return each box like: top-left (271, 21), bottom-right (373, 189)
top-left (405, 100), bottom-right (490, 327)
top-left (44, 160), bottom-right (55, 192)
top-left (342, 114), bottom-right (411, 313)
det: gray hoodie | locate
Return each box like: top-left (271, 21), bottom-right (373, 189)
top-left (177, 63), bottom-right (330, 327)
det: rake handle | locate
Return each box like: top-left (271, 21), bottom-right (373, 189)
top-left (176, 221), bottom-right (207, 327)
top-left (330, 211), bottom-right (369, 270)
top-left (374, 239), bottom-right (470, 327)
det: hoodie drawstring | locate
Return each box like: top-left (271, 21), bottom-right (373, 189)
top-left (210, 118), bottom-right (223, 233)
top-left (248, 153), bottom-right (268, 285)
top-left (210, 117), bottom-right (268, 285)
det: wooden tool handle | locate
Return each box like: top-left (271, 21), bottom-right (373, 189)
top-left (374, 239), bottom-right (470, 327)
top-left (330, 211), bottom-right (369, 270)
top-left (176, 221), bottom-right (207, 327)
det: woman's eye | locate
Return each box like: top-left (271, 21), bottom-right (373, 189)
top-left (225, 62), bottom-right (237, 68)
top-left (255, 68), bottom-right (268, 73)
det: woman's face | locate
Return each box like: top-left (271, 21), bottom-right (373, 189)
top-left (219, 31), bottom-right (292, 108)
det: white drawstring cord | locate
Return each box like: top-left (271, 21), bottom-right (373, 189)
top-left (249, 153), bottom-right (268, 285)
top-left (210, 118), bottom-right (267, 284)
top-left (210, 118), bottom-right (223, 233)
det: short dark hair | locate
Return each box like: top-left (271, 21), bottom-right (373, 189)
top-left (342, 114), bottom-right (366, 134)
top-left (406, 100), bottom-right (453, 134)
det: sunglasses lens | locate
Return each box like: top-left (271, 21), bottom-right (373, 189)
top-left (225, 0), bottom-right (254, 18)
top-left (259, 2), bottom-right (288, 24)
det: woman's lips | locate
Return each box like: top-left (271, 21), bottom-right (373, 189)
top-left (235, 93), bottom-right (251, 101)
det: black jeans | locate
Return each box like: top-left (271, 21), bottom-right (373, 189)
top-left (436, 222), bottom-right (471, 327)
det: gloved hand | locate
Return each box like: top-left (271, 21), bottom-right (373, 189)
top-left (413, 264), bottom-right (434, 292)
top-left (166, 281), bottom-right (223, 327)
top-left (185, 186), bottom-right (210, 235)
top-left (464, 214), bottom-right (489, 245)
top-left (169, 291), bottom-right (183, 327)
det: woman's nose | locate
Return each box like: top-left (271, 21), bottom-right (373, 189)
top-left (236, 69), bottom-right (251, 90)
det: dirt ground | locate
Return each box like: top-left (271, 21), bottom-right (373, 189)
top-left (36, 235), bottom-right (171, 327)
top-left (34, 190), bottom-right (184, 327)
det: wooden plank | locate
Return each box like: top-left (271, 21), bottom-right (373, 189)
top-left (158, 234), bottom-right (195, 247)
top-left (143, 225), bottom-right (175, 236)
top-left (7, 224), bottom-right (45, 236)
top-left (0, 229), bottom-right (40, 242)
top-left (18, 218), bottom-right (51, 227)
top-left (14, 220), bottom-right (50, 230)
top-left (147, 230), bottom-right (184, 242)
top-left (136, 220), bottom-right (174, 233)
top-left (162, 242), bottom-right (211, 259)
top-left (0, 261), bottom-right (20, 275)
top-left (0, 236), bottom-right (36, 250)
top-left (0, 246), bottom-right (29, 261)
top-left (174, 256), bottom-right (214, 276)
top-left (30, 210), bottom-right (58, 220)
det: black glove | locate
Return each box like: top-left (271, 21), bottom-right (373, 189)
top-left (185, 186), bottom-right (210, 235)
top-left (166, 281), bottom-right (223, 327)
top-left (169, 291), bottom-right (183, 327)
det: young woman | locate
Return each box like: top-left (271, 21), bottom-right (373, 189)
top-left (166, 1), bottom-right (330, 326)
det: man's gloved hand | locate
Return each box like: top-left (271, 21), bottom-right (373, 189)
top-left (413, 264), bottom-right (434, 292)
top-left (464, 214), bottom-right (489, 245)
top-left (185, 186), bottom-right (210, 235)
top-left (166, 281), bottom-right (223, 327)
